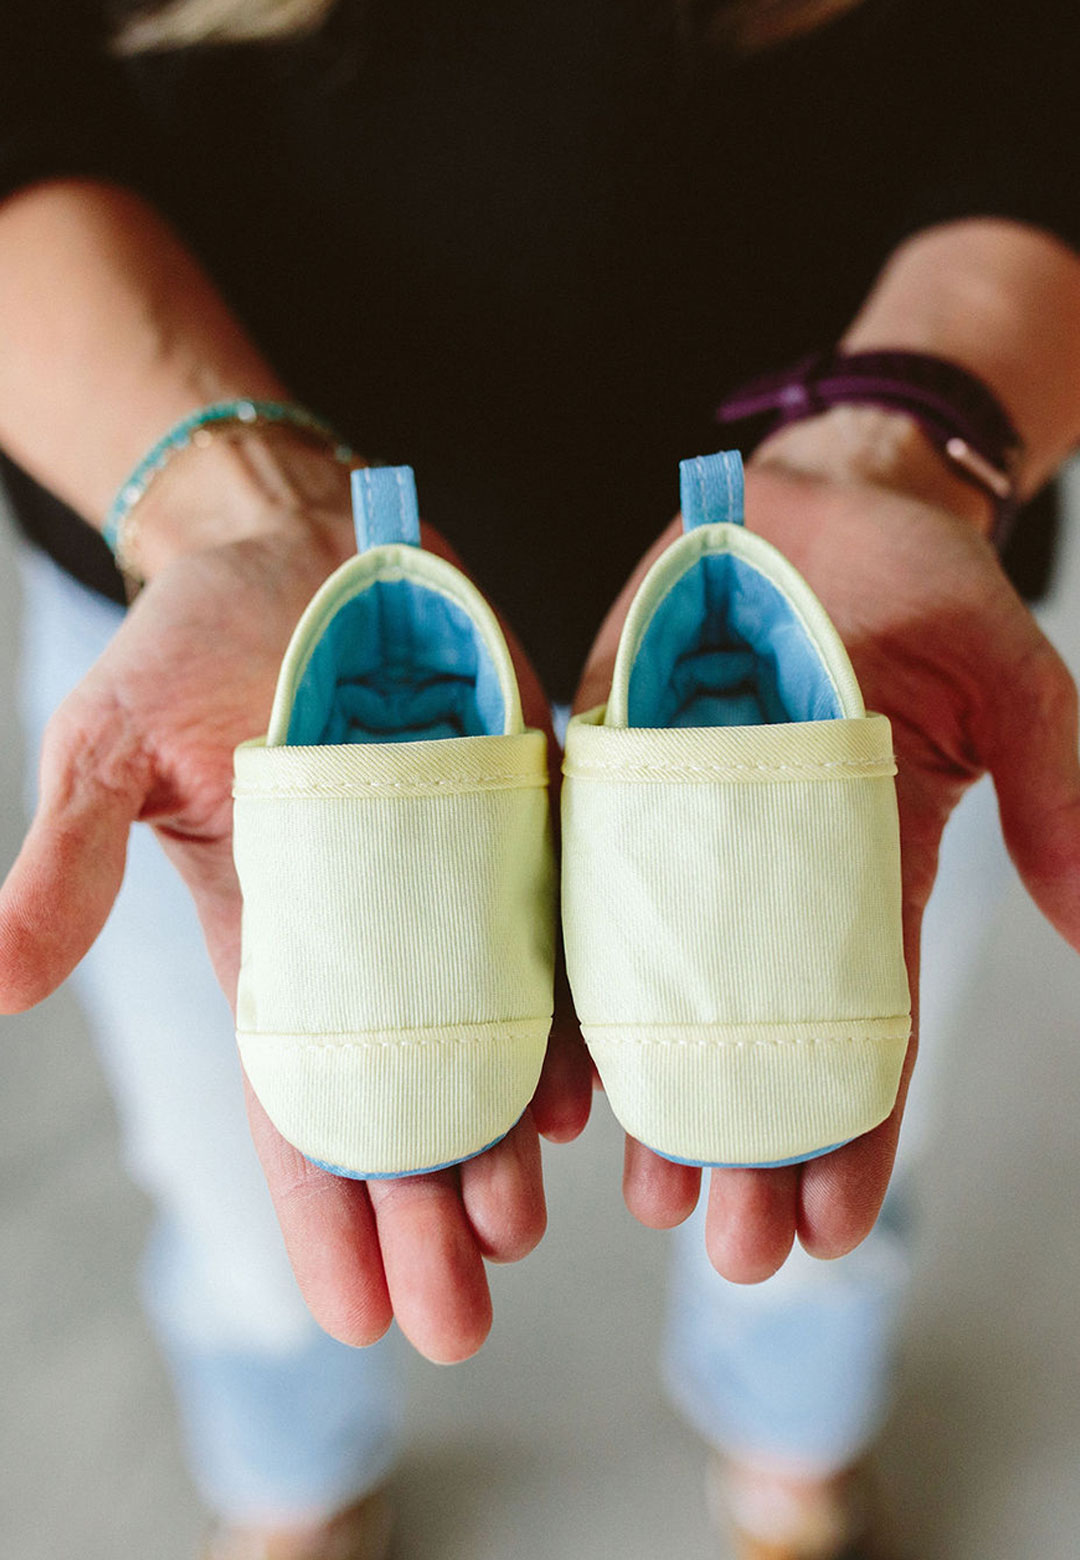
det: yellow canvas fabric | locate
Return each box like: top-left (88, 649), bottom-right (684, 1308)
top-left (233, 546), bottom-right (555, 1177)
top-left (561, 524), bottom-right (910, 1166)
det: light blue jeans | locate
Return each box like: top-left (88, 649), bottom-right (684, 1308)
top-left (14, 546), bottom-right (1009, 1514)
top-left (16, 549), bottom-right (402, 1526)
top-left (663, 733), bottom-right (1011, 1475)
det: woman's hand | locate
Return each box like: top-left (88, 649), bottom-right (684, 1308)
top-left (0, 507), bottom-right (592, 1363)
top-left (577, 444), bottom-right (1080, 1282)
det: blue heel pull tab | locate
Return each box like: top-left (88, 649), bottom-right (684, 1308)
top-left (351, 465), bottom-right (421, 552)
top-left (679, 450), bottom-right (745, 532)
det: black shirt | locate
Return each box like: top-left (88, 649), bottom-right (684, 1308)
top-left (1, 0), bottom-right (1078, 697)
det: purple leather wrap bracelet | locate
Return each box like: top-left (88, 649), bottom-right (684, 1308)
top-left (715, 349), bottom-right (1025, 551)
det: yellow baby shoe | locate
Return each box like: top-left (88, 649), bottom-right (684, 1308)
top-left (561, 450), bottom-right (909, 1167)
top-left (233, 466), bottom-right (555, 1178)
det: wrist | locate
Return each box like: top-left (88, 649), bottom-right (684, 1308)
top-left (749, 404), bottom-right (996, 538)
top-left (125, 426), bottom-right (359, 580)
top-left (839, 220), bottom-right (1080, 495)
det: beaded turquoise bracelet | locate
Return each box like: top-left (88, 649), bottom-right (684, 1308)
top-left (103, 399), bottom-right (360, 584)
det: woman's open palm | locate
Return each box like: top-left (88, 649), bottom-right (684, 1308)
top-left (0, 519), bottom-right (592, 1361)
top-left (580, 465), bottom-right (1080, 1280)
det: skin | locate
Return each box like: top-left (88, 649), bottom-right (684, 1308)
top-left (1, 179), bottom-right (1080, 1393)
top-left (0, 499), bottom-right (598, 1364)
top-left (584, 218), bottom-right (1080, 1290)
top-left (586, 459), bottom-right (1080, 1282)
top-left (0, 181), bottom-right (592, 1368)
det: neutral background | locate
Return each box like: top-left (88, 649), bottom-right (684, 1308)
top-left (2, 474), bottom-right (1079, 1560)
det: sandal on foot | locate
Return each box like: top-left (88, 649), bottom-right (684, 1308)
top-left (710, 1454), bottom-right (896, 1560)
top-left (202, 1487), bottom-right (393, 1560)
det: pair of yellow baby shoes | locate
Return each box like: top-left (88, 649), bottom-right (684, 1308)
top-left (232, 454), bottom-right (909, 1179)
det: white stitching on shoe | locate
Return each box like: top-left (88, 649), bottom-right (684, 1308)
top-left (562, 756), bottom-right (895, 782)
top-left (239, 1022), bottom-right (547, 1048)
top-left (233, 773), bottom-right (548, 797)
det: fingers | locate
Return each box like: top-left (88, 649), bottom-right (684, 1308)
top-left (362, 1121), bottom-right (550, 1362)
top-left (705, 1166), bottom-right (798, 1283)
top-left (531, 1020), bottom-right (593, 1142)
top-left (154, 831), bottom-right (244, 1002)
top-left (245, 1083), bottom-right (393, 1349)
top-left (367, 1171), bottom-right (492, 1364)
top-left (796, 1121), bottom-right (900, 1259)
top-left (985, 637), bottom-right (1080, 950)
top-left (799, 982), bottom-right (919, 1260)
top-left (0, 705), bottom-right (149, 1012)
top-left (459, 1112), bottom-right (546, 1262)
top-left (623, 1136), bottom-right (701, 1228)
top-left (531, 964), bottom-right (594, 1142)
top-left (250, 1082), bottom-right (546, 1362)
top-left (797, 881), bottom-right (923, 1257)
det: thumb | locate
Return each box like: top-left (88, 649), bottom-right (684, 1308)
top-left (984, 636), bottom-right (1080, 951)
top-left (0, 708), bottom-right (150, 1012)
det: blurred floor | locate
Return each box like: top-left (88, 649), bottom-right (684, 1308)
top-left (2, 472), bottom-right (1079, 1560)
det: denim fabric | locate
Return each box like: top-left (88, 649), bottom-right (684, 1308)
top-left (663, 1195), bottom-right (911, 1474)
top-left (15, 548), bottom-right (403, 1525)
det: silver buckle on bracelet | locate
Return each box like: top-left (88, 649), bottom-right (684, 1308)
top-left (944, 436), bottom-right (1016, 503)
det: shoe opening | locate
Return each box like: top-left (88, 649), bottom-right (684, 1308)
top-left (286, 577), bottom-right (508, 744)
top-left (627, 553), bottom-right (843, 728)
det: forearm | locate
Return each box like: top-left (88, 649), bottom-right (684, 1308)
top-left (0, 178), bottom-right (352, 574)
top-left (753, 218), bottom-right (1080, 531)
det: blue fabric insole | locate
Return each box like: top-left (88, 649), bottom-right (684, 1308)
top-left (287, 578), bottom-right (506, 745)
top-left (627, 553), bottom-right (841, 729)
